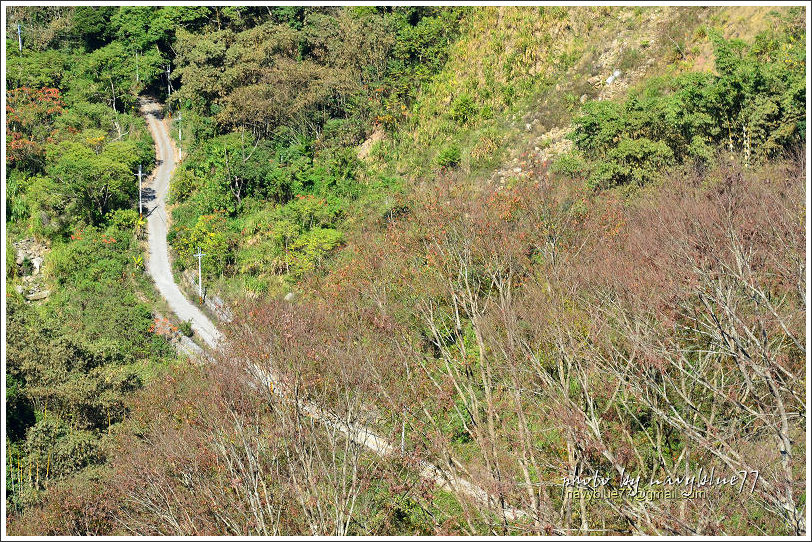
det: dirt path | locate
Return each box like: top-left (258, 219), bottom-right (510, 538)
top-left (140, 98), bottom-right (222, 348)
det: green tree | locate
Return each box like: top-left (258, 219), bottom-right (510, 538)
top-left (72, 6), bottom-right (117, 48)
top-left (47, 134), bottom-right (139, 224)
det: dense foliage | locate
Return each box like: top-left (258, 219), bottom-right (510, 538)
top-left (164, 7), bottom-right (460, 291)
top-left (5, 5), bottom-right (174, 515)
top-left (6, 224), bottom-right (175, 511)
top-left (6, 4), bottom-right (462, 516)
top-left (567, 15), bottom-right (805, 188)
top-left (5, 5), bottom-right (807, 536)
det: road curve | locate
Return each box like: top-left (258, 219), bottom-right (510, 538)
top-left (137, 98), bottom-right (530, 526)
top-left (140, 98), bottom-right (222, 348)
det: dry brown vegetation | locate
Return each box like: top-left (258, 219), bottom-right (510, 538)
top-left (6, 5), bottom-right (805, 536)
top-left (198, 151), bottom-right (806, 534)
top-left (9, 147), bottom-right (805, 537)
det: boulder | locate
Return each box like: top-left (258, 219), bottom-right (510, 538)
top-left (26, 289), bottom-right (50, 301)
top-left (13, 238), bottom-right (49, 275)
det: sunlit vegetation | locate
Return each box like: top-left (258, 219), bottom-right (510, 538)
top-left (5, 5), bottom-right (807, 536)
top-left (164, 6), bottom-right (464, 292)
top-left (567, 21), bottom-right (805, 189)
top-left (5, 5), bottom-right (175, 517)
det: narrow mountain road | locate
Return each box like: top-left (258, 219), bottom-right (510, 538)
top-left (140, 98), bottom-right (222, 348)
top-left (138, 98), bottom-right (532, 528)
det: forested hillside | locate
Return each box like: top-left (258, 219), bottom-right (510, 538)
top-left (5, 4), bottom-right (177, 524)
top-left (5, 5), bottom-right (807, 536)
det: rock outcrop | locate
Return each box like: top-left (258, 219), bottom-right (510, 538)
top-left (12, 238), bottom-right (51, 301)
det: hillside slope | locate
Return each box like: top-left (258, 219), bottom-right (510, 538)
top-left (5, 5), bottom-right (806, 536)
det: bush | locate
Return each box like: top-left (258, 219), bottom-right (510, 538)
top-left (25, 418), bottom-right (101, 475)
top-left (242, 274), bottom-right (271, 296)
top-left (6, 173), bottom-right (29, 223)
top-left (169, 168), bottom-right (202, 203)
top-left (450, 93), bottom-right (478, 125)
top-left (179, 320), bottom-right (193, 337)
top-left (550, 151), bottom-right (588, 180)
top-left (170, 212), bottom-right (233, 277)
top-left (23, 175), bottom-right (67, 238)
top-left (435, 144), bottom-right (461, 168)
top-left (602, 137), bottom-right (674, 188)
top-left (105, 208), bottom-right (139, 231)
top-left (289, 227), bottom-right (344, 276)
top-left (571, 23), bottom-right (805, 190)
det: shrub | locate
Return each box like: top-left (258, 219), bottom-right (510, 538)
top-left (602, 137), bottom-right (674, 188)
top-left (179, 320), bottom-right (193, 337)
top-left (289, 227), bottom-right (344, 276)
top-left (6, 173), bottom-right (29, 223)
top-left (450, 93), bottom-right (478, 125)
top-left (170, 212), bottom-right (232, 277)
top-left (435, 144), bottom-right (461, 168)
top-left (242, 274), bottom-right (270, 296)
top-left (24, 175), bottom-right (67, 238)
top-left (571, 22), bottom-right (805, 190)
top-left (169, 167), bottom-right (202, 203)
top-left (105, 208), bottom-right (139, 231)
top-left (550, 151), bottom-right (588, 180)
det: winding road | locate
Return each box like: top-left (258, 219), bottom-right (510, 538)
top-left (138, 98), bottom-right (531, 527)
top-left (140, 98), bottom-right (222, 348)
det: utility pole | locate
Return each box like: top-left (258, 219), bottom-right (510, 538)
top-left (166, 64), bottom-right (172, 100)
top-left (136, 164), bottom-right (144, 216)
top-left (178, 110), bottom-right (182, 160)
top-left (401, 407), bottom-right (406, 455)
top-left (194, 247), bottom-right (206, 301)
top-left (17, 23), bottom-right (22, 54)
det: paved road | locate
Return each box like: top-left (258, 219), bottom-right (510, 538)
top-left (138, 98), bottom-right (529, 525)
top-left (140, 99), bottom-right (222, 348)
